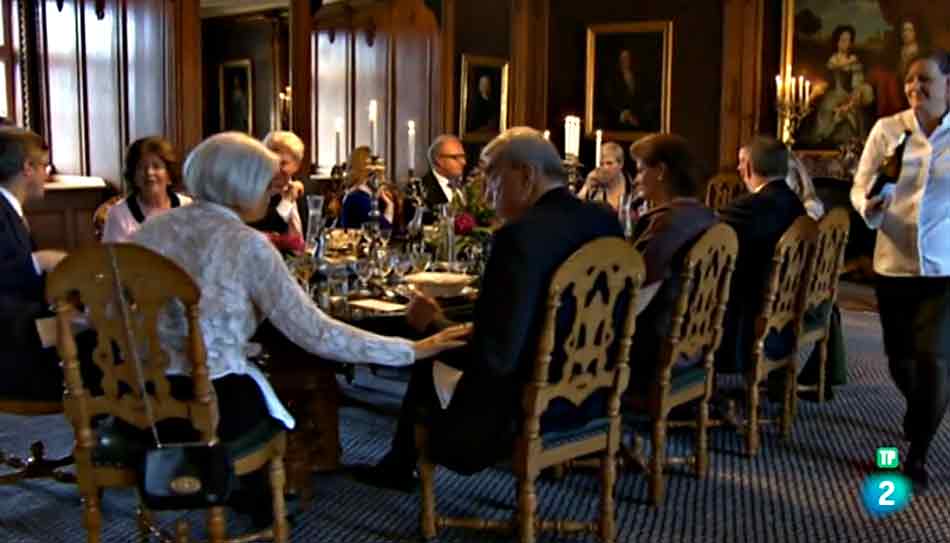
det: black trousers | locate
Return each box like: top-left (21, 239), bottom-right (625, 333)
top-left (875, 274), bottom-right (950, 462)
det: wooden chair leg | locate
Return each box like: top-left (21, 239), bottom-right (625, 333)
top-left (695, 397), bottom-right (709, 478)
top-left (207, 506), bottom-right (226, 543)
top-left (649, 416), bottom-right (667, 505)
top-left (599, 448), bottom-right (617, 543)
top-left (137, 507), bottom-right (152, 543)
top-left (81, 489), bottom-right (102, 543)
top-left (270, 456), bottom-right (290, 543)
top-left (746, 379), bottom-right (761, 457)
top-left (817, 337), bottom-right (829, 403)
top-left (416, 425), bottom-right (437, 541)
top-left (518, 471), bottom-right (537, 543)
top-left (782, 363), bottom-right (797, 439)
top-left (174, 519), bottom-right (190, 543)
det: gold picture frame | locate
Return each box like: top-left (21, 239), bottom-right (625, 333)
top-left (219, 59), bottom-right (253, 134)
top-left (779, 0), bottom-right (949, 159)
top-left (458, 54), bottom-right (509, 143)
top-left (585, 21), bottom-right (673, 141)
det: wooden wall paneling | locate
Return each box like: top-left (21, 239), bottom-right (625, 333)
top-left (437, 0), bottom-right (453, 136)
top-left (125, 0), bottom-right (166, 143)
top-left (718, 0), bottom-right (765, 170)
top-left (83, 0), bottom-right (122, 187)
top-left (44, 0), bottom-right (85, 175)
top-left (315, 28), bottom-right (349, 169)
top-left (290, 0), bottom-right (312, 173)
top-left (353, 16), bottom-right (389, 166)
top-left (509, 0), bottom-right (547, 129)
top-left (390, 0), bottom-right (437, 178)
top-left (171, 0), bottom-right (202, 153)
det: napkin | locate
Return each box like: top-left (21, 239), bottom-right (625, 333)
top-left (348, 299), bottom-right (407, 313)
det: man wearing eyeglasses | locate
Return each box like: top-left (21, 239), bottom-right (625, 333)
top-left (419, 135), bottom-right (468, 219)
top-left (0, 128), bottom-right (79, 400)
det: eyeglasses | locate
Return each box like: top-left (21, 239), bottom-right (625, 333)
top-left (439, 153), bottom-right (466, 161)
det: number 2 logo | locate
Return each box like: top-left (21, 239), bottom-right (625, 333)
top-left (878, 480), bottom-right (895, 506)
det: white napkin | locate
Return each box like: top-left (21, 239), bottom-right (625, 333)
top-left (432, 361), bottom-right (463, 410)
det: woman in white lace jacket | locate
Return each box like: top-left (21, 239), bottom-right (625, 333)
top-left (132, 132), bottom-right (464, 431)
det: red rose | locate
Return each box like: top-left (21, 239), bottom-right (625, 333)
top-left (266, 231), bottom-right (306, 254)
top-left (454, 212), bottom-right (476, 235)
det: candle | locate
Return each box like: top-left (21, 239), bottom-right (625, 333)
top-left (776, 75), bottom-right (782, 104)
top-left (407, 120), bottom-right (416, 172)
top-left (542, 130), bottom-right (550, 141)
top-left (368, 100), bottom-right (378, 154)
top-left (595, 129), bottom-right (603, 166)
top-left (334, 117), bottom-right (343, 165)
top-left (804, 79), bottom-right (811, 104)
top-left (798, 76), bottom-right (804, 107)
top-left (564, 116), bottom-right (581, 157)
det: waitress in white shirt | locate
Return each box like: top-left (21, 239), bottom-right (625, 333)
top-left (851, 49), bottom-right (950, 492)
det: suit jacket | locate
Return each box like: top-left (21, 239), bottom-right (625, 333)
top-left (429, 187), bottom-right (624, 472)
top-left (0, 193), bottom-right (60, 398)
top-left (716, 179), bottom-right (805, 373)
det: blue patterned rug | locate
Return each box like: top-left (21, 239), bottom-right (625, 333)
top-left (1, 309), bottom-right (948, 542)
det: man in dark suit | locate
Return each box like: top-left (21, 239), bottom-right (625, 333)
top-left (356, 127), bottom-right (623, 489)
top-left (410, 135), bottom-right (467, 225)
top-left (716, 136), bottom-right (805, 374)
top-left (0, 128), bottom-right (70, 400)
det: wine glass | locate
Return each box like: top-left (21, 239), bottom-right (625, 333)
top-left (375, 248), bottom-right (394, 280)
top-left (410, 247), bottom-right (432, 273)
top-left (378, 225), bottom-right (393, 248)
top-left (391, 252), bottom-right (413, 283)
top-left (353, 259), bottom-right (375, 295)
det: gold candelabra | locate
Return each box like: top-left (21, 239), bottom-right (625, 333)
top-left (775, 73), bottom-right (812, 148)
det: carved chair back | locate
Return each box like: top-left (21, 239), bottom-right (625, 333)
top-left (524, 237), bottom-right (644, 432)
top-left (803, 207), bottom-right (850, 321)
top-left (705, 173), bottom-right (747, 210)
top-left (658, 223), bottom-right (738, 381)
top-left (47, 243), bottom-right (217, 445)
top-left (755, 216), bottom-right (818, 356)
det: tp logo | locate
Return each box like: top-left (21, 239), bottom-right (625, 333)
top-left (861, 447), bottom-right (911, 517)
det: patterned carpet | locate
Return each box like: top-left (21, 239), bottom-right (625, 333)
top-left (1, 308), bottom-right (948, 542)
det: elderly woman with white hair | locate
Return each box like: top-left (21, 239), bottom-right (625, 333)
top-left (247, 130), bottom-right (308, 249)
top-left (131, 132), bottom-right (467, 524)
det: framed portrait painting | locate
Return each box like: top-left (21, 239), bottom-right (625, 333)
top-left (781, 0), bottom-right (950, 155)
top-left (219, 59), bottom-right (253, 134)
top-left (585, 21), bottom-right (673, 141)
top-left (458, 54), bottom-right (509, 143)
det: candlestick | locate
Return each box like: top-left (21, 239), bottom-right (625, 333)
top-left (564, 115), bottom-right (581, 158)
top-left (368, 100), bottom-right (378, 154)
top-left (804, 80), bottom-right (811, 105)
top-left (594, 129), bottom-right (603, 167)
top-left (407, 120), bottom-right (416, 172)
top-left (775, 70), bottom-right (813, 148)
top-left (542, 130), bottom-right (550, 141)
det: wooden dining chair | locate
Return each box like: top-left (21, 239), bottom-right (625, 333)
top-left (622, 223), bottom-right (738, 505)
top-left (416, 237), bottom-right (644, 543)
top-left (796, 207), bottom-right (850, 403)
top-left (704, 172), bottom-right (747, 210)
top-left (47, 243), bottom-right (289, 543)
top-left (742, 216), bottom-right (818, 456)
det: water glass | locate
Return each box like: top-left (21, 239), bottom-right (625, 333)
top-left (305, 195), bottom-right (325, 253)
top-left (410, 247), bottom-right (432, 273)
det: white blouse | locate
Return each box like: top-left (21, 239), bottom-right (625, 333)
top-left (132, 201), bottom-right (415, 428)
top-left (102, 193), bottom-right (193, 243)
top-left (851, 109), bottom-right (950, 277)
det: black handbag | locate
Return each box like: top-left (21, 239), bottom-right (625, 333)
top-left (139, 443), bottom-right (235, 510)
top-left (107, 246), bottom-right (236, 511)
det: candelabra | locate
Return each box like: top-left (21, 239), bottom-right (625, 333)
top-left (563, 154), bottom-right (584, 195)
top-left (775, 74), bottom-right (812, 148)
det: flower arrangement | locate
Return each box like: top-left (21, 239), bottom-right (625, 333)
top-left (449, 170), bottom-right (496, 262)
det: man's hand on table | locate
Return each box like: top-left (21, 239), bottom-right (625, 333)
top-left (407, 293), bottom-right (445, 333)
top-left (413, 323), bottom-right (472, 360)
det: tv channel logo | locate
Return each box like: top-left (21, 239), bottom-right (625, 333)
top-left (861, 447), bottom-right (911, 517)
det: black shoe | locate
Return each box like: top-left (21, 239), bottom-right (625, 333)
top-left (903, 460), bottom-right (929, 495)
top-left (350, 462), bottom-right (419, 493)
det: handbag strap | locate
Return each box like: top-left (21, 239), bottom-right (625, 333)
top-left (108, 245), bottom-right (164, 448)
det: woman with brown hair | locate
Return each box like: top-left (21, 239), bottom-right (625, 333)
top-left (102, 136), bottom-right (191, 242)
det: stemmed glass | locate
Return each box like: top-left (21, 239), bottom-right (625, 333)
top-left (378, 225), bottom-right (393, 248)
top-left (353, 259), bottom-right (375, 295)
top-left (374, 248), bottom-right (394, 281)
top-left (409, 245), bottom-right (432, 273)
top-left (391, 252), bottom-right (413, 284)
